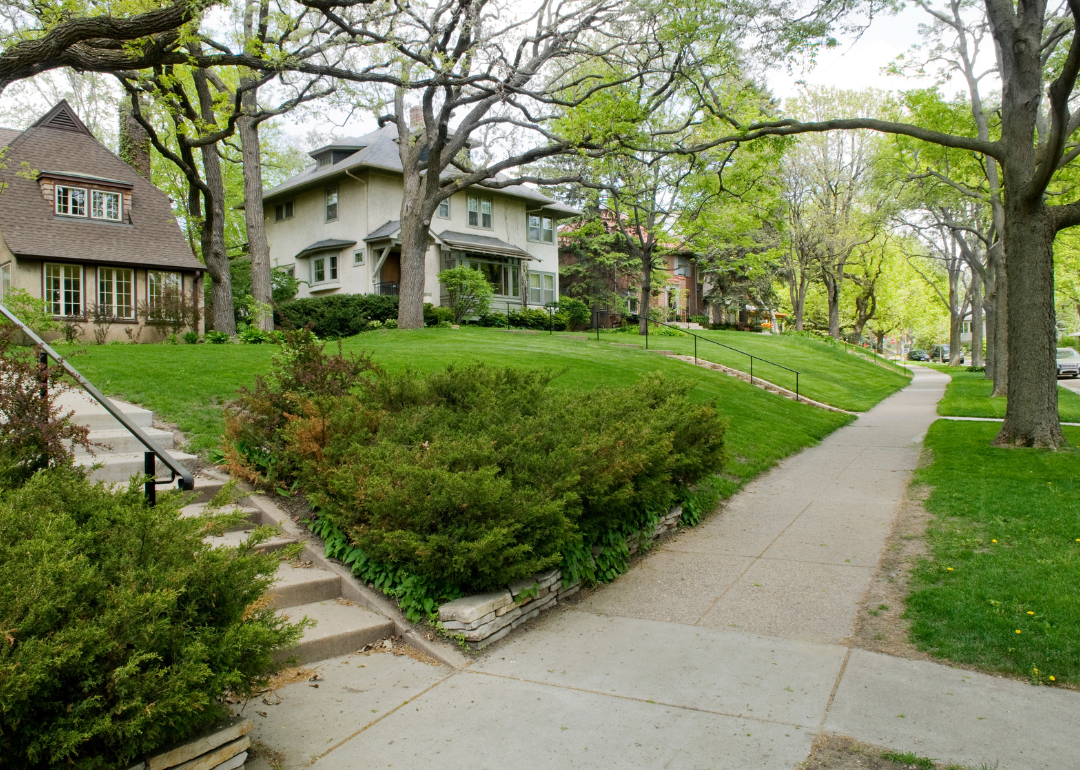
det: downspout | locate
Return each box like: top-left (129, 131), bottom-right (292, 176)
top-left (345, 168), bottom-right (370, 288)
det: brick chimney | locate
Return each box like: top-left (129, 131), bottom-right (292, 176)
top-left (118, 99), bottom-right (152, 180)
top-left (409, 106), bottom-right (425, 128)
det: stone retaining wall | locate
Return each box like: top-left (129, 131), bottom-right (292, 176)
top-left (127, 716), bottom-right (252, 770)
top-left (438, 506), bottom-right (683, 649)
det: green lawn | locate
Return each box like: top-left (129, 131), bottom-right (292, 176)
top-left (601, 328), bottom-right (911, 411)
top-left (908, 420), bottom-right (1080, 686)
top-left (927, 365), bottom-right (1080, 422)
top-left (64, 326), bottom-right (865, 490)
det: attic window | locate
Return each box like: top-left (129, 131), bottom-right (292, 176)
top-left (317, 154), bottom-right (332, 168)
top-left (56, 186), bottom-right (87, 217)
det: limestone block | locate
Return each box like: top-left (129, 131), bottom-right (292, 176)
top-left (146, 717), bottom-right (252, 770)
top-left (459, 607), bottom-right (521, 641)
top-left (438, 609), bottom-right (496, 632)
top-left (468, 622), bottom-right (513, 649)
top-left (559, 584), bottom-right (580, 600)
top-left (438, 590), bottom-right (512, 623)
top-left (515, 586), bottom-right (550, 613)
top-left (534, 569), bottom-right (561, 590)
top-left (508, 577), bottom-right (539, 598)
top-left (171, 737), bottom-right (249, 770)
top-left (214, 753), bottom-right (247, 770)
top-left (511, 595), bottom-right (556, 630)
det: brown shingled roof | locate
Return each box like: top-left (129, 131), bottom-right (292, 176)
top-left (0, 101), bottom-right (203, 271)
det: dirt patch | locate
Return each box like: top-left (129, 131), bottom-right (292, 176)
top-left (801, 734), bottom-right (960, 770)
top-left (850, 479), bottom-right (935, 662)
top-left (263, 665), bottom-right (318, 691)
top-left (359, 635), bottom-right (443, 666)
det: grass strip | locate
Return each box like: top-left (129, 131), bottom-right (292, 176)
top-left (928, 365), bottom-right (1080, 422)
top-left (603, 328), bottom-right (911, 411)
top-left (907, 419), bottom-right (1080, 686)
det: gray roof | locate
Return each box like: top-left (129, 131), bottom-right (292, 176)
top-left (295, 238), bottom-right (357, 258)
top-left (264, 124), bottom-right (583, 218)
top-left (438, 230), bottom-right (534, 259)
top-left (308, 137), bottom-right (371, 158)
top-left (0, 128), bottom-right (21, 147)
top-left (0, 101), bottom-right (203, 271)
top-left (363, 220), bottom-right (400, 242)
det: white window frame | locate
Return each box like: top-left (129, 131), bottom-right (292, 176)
top-left (470, 260), bottom-right (518, 298)
top-left (91, 190), bottom-right (122, 221)
top-left (98, 267), bottom-right (135, 319)
top-left (325, 186), bottom-right (339, 222)
top-left (311, 254), bottom-right (339, 285)
top-left (148, 270), bottom-right (181, 313)
top-left (353, 250), bottom-right (365, 266)
top-left (527, 214), bottom-right (555, 244)
top-left (467, 194), bottom-right (493, 229)
top-left (55, 185), bottom-right (87, 217)
top-left (437, 198), bottom-right (451, 219)
top-left (45, 263), bottom-right (83, 317)
top-left (528, 271), bottom-right (556, 305)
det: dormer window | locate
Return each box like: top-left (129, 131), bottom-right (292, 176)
top-left (56, 185), bottom-right (86, 216)
top-left (92, 190), bottom-right (121, 221)
top-left (317, 154), bottom-right (332, 168)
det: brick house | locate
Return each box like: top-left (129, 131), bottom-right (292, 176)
top-left (0, 101), bottom-right (205, 341)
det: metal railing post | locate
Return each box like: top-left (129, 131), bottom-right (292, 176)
top-left (549, 306), bottom-right (552, 335)
top-left (645, 317), bottom-right (649, 349)
top-left (595, 308), bottom-right (599, 342)
top-left (144, 452), bottom-right (156, 506)
top-left (694, 334), bottom-right (697, 365)
top-left (750, 357), bottom-right (753, 386)
top-left (796, 372), bottom-right (799, 403)
top-left (37, 350), bottom-right (48, 399)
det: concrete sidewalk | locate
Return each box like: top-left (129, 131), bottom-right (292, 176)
top-left (245, 367), bottom-right (1080, 769)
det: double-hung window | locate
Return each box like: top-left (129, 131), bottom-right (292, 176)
top-left (148, 271), bottom-right (181, 316)
top-left (325, 186), bottom-right (339, 221)
top-left (437, 198), bottom-right (451, 219)
top-left (45, 263), bottom-right (82, 316)
top-left (467, 194), bottom-right (492, 229)
top-left (312, 255), bottom-right (338, 284)
top-left (98, 267), bottom-right (134, 319)
top-left (55, 186), bottom-right (87, 217)
top-left (528, 272), bottom-right (555, 305)
top-left (528, 214), bottom-right (554, 243)
top-left (91, 190), bottom-right (121, 221)
top-left (275, 201), bottom-right (294, 221)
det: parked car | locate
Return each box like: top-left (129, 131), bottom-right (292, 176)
top-left (1056, 347), bottom-right (1080, 378)
top-left (930, 345), bottom-right (965, 364)
top-left (907, 349), bottom-right (931, 362)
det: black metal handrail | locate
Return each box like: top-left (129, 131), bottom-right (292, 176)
top-left (641, 317), bottom-right (801, 403)
top-left (374, 281), bottom-right (400, 296)
top-left (0, 303), bottom-right (194, 501)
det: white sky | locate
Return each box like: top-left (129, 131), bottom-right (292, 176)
top-left (764, 4), bottom-right (940, 104)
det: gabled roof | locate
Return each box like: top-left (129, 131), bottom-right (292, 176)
top-left (363, 220), bottom-right (401, 242)
top-left (0, 101), bottom-right (202, 271)
top-left (264, 124), bottom-right (583, 217)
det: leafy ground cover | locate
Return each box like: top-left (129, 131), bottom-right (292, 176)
top-left (907, 419), bottom-right (1080, 686)
top-left (927, 365), bottom-right (1080, 422)
top-left (602, 328), bottom-right (911, 410)
top-left (65, 327), bottom-right (856, 487)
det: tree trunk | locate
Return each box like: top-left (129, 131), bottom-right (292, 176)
top-left (396, 184), bottom-right (428, 329)
top-left (823, 273), bottom-right (841, 338)
top-left (970, 269), bottom-right (984, 368)
top-left (238, 86), bottom-right (273, 331)
top-left (192, 70), bottom-right (236, 335)
top-left (994, 206), bottom-right (1062, 447)
top-left (638, 257), bottom-right (652, 335)
top-left (990, 254), bottom-right (1008, 395)
top-left (118, 98), bottom-right (151, 180)
top-left (948, 274), bottom-right (962, 366)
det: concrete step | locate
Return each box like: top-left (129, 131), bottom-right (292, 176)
top-left (76, 450), bottom-right (197, 484)
top-left (276, 599), bottom-right (395, 665)
top-left (180, 504), bottom-right (262, 531)
top-left (204, 528), bottom-right (298, 554)
top-left (268, 562), bottom-right (342, 610)
top-left (77, 427), bottom-right (175, 456)
top-left (56, 391), bottom-right (154, 431)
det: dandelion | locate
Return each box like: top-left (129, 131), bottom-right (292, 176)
top-left (1050, 676), bottom-right (1056, 681)
top-left (947, 567), bottom-right (954, 572)
top-left (1028, 611), bottom-right (1035, 615)
top-left (1016, 630), bottom-right (1022, 634)
top-left (992, 539), bottom-right (998, 543)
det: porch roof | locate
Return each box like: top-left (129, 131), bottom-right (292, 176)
top-left (438, 230), bottom-right (535, 259)
top-left (295, 238), bottom-right (356, 259)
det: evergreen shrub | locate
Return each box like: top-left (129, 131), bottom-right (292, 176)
top-left (225, 333), bottom-right (726, 599)
top-left (275, 294), bottom-right (399, 338)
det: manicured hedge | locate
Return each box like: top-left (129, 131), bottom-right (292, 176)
top-left (275, 294), bottom-right (399, 338)
top-left (225, 331), bottom-right (726, 599)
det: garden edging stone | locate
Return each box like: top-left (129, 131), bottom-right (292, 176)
top-left (438, 505), bottom-right (684, 649)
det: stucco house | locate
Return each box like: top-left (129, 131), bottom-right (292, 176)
top-left (0, 101), bottom-right (205, 341)
top-left (262, 122), bottom-right (579, 309)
